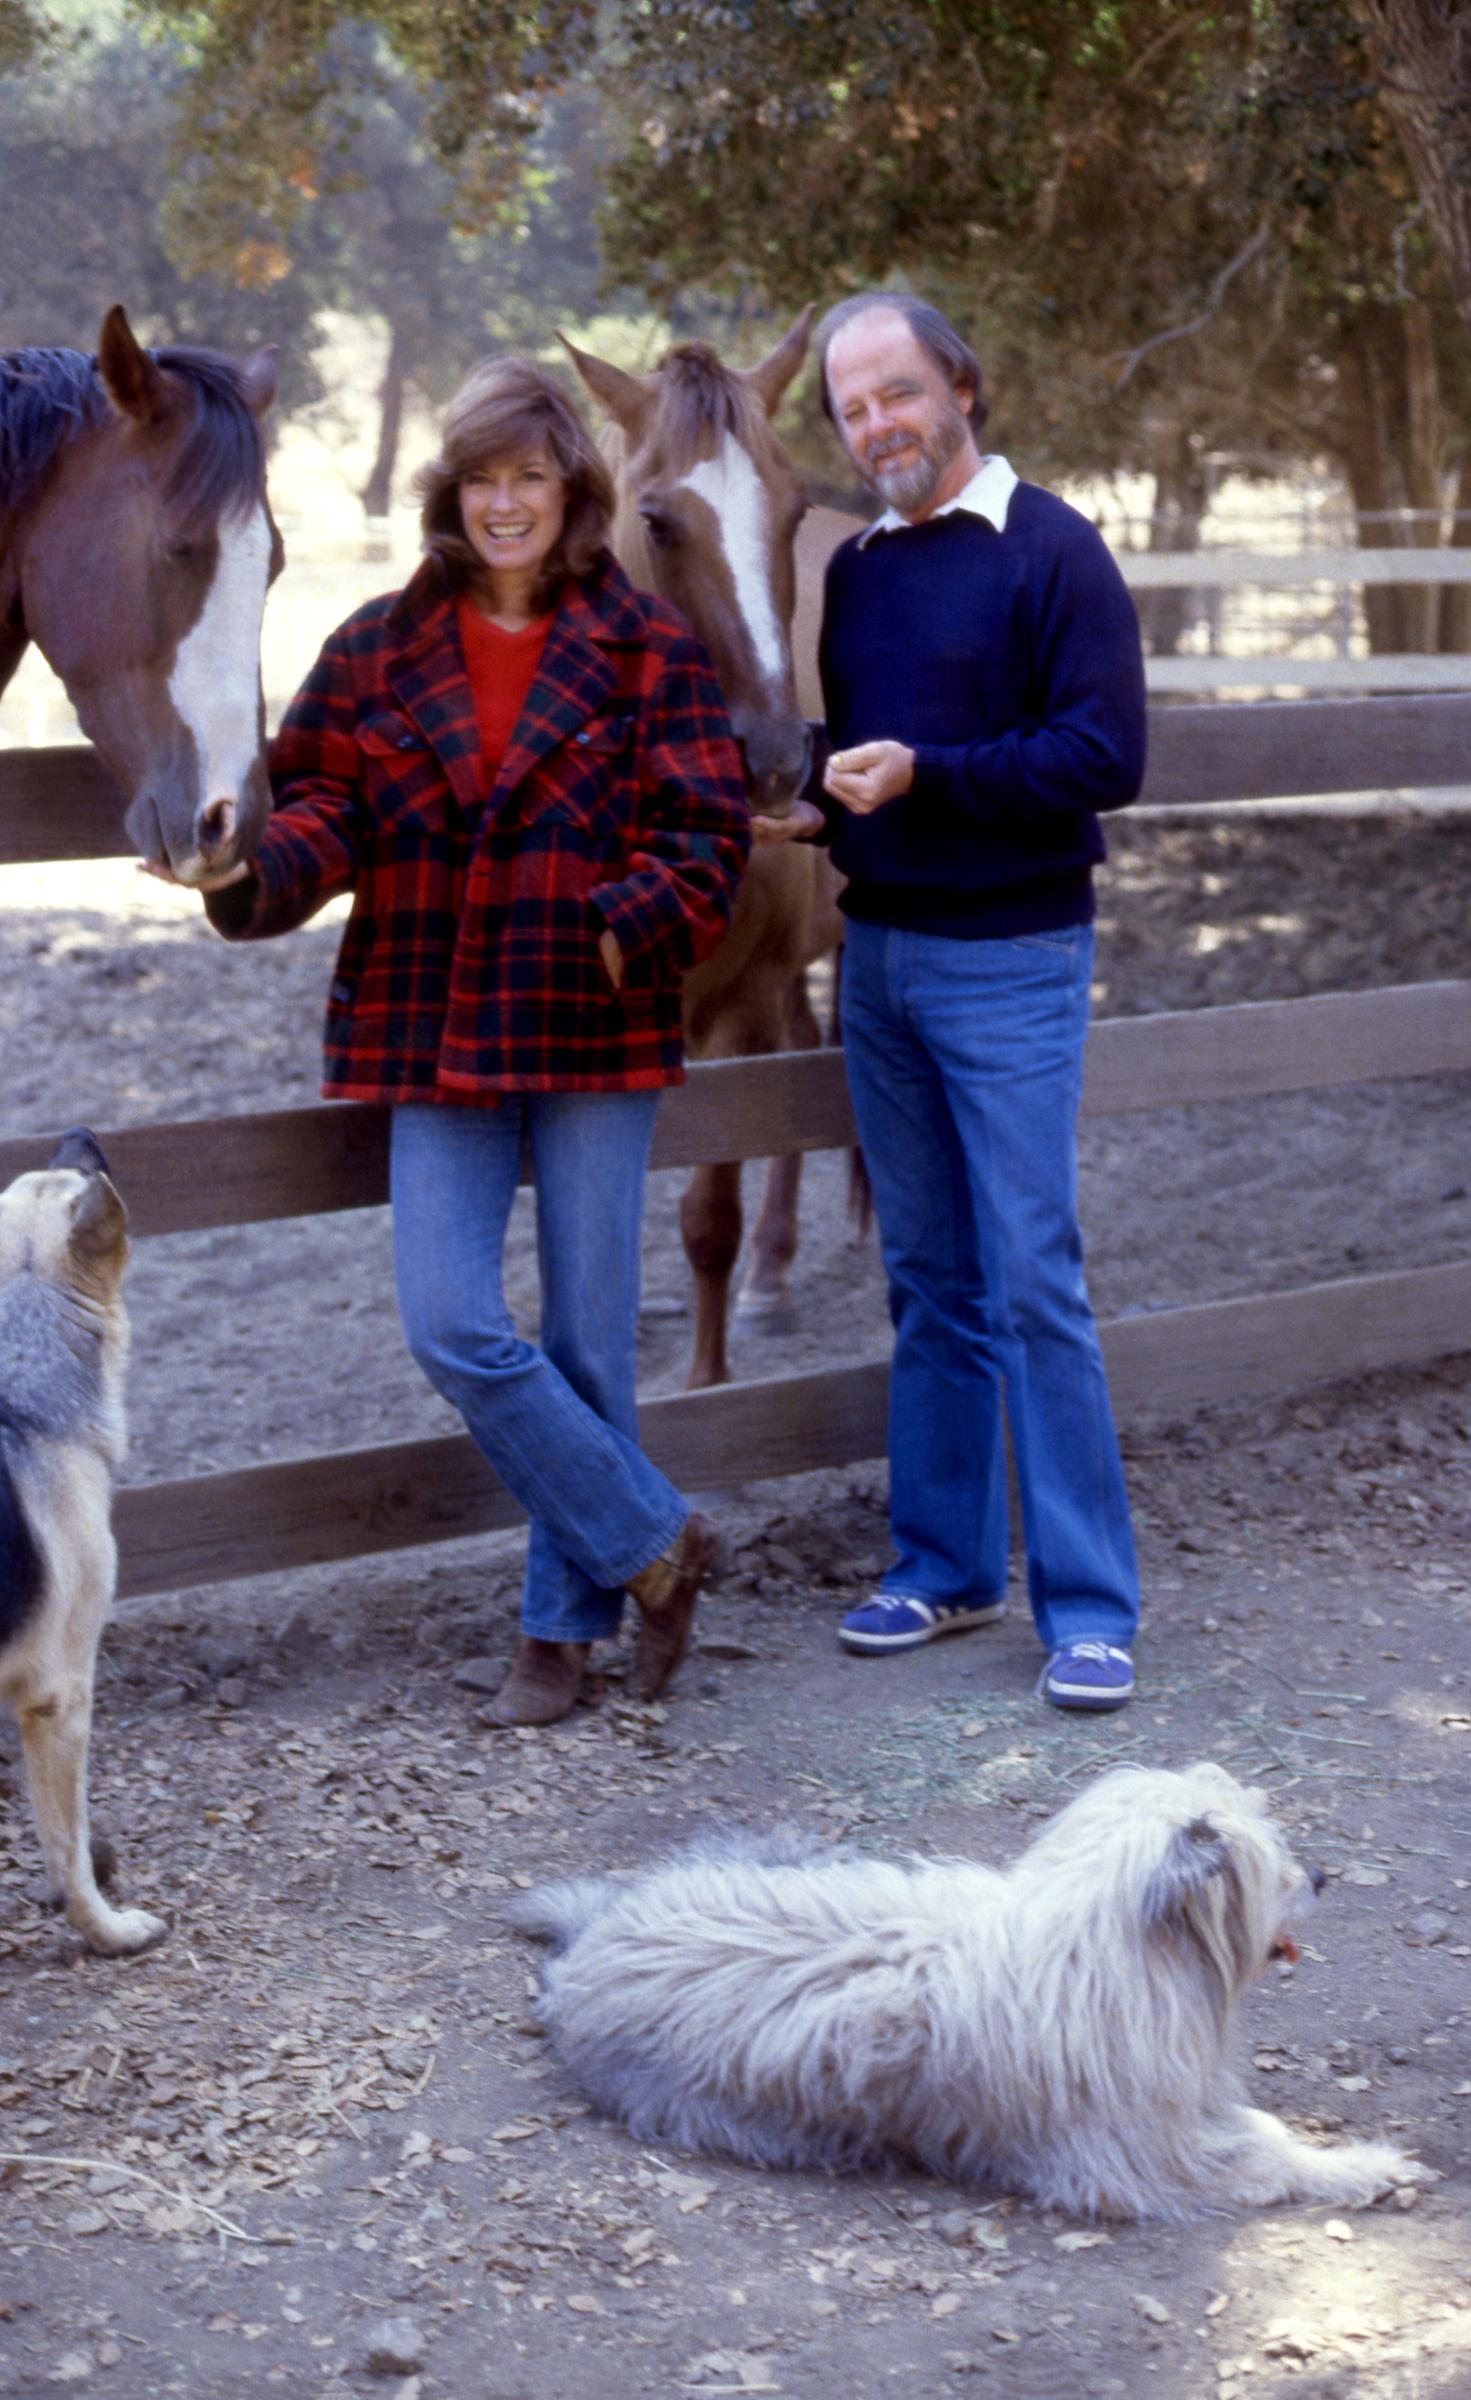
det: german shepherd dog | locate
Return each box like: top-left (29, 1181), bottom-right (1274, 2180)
top-left (0, 1130), bottom-right (164, 1953)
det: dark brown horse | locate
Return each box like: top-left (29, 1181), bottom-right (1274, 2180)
top-left (1, 306), bottom-right (280, 883)
top-left (563, 314), bottom-right (849, 1389)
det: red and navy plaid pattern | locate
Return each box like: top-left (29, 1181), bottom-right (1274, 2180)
top-left (208, 555), bottom-right (750, 1100)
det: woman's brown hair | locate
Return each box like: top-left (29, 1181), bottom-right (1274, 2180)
top-left (416, 356), bottom-right (616, 601)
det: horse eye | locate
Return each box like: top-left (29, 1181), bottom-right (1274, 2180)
top-left (165, 539), bottom-right (204, 567)
top-left (639, 507), bottom-right (680, 549)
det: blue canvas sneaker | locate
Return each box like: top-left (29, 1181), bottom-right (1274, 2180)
top-left (1038, 1641), bottom-right (1135, 1711)
top-left (838, 1592), bottom-right (1007, 1655)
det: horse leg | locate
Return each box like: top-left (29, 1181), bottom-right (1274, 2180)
top-left (736, 968), bottom-right (824, 1330)
top-left (681, 1158), bottom-right (743, 1390)
top-left (736, 1154), bottom-right (802, 1331)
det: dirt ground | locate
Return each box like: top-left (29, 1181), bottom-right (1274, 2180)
top-left (1, 802), bottom-right (1470, 2400)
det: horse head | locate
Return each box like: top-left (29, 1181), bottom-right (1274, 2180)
top-left (562, 310), bottom-right (814, 819)
top-left (2, 306), bottom-right (282, 884)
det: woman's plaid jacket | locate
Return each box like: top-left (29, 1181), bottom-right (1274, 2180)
top-left (206, 553), bottom-right (750, 1100)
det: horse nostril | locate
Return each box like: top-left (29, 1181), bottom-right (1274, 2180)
top-left (196, 797), bottom-right (237, 857)
top-left (1309, 1865), bottom-right (1326, 1895)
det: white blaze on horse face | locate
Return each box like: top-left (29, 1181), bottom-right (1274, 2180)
top-left (168, 504), bottom-right (271, 807)
top-left (679, 435), bottom-right (788, 688)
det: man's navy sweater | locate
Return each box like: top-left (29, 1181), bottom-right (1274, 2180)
top-left (818, 480), bottom-right (1147, 937)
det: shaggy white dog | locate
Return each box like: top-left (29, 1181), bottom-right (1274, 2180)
top-left (507, 1762), bottom-right (1427, 2220)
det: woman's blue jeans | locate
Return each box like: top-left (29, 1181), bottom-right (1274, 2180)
top-left (840, 918), bottom-right (1139, 1655)
top-left (390, 1095), bottom-right (686, 1644)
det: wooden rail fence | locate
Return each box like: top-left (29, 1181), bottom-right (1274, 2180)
top-left (1118, 546), bottom-right (1471, 694)
top-left (5, 691), bottom-right (1471, 1599)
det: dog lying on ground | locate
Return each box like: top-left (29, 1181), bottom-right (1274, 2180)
top-left (0, 1129), bottom-right (164, 1955)
top-left (507, 1761), bottom-right (1427, 2220)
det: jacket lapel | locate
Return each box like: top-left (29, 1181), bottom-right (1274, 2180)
top-left (380, 556), bottom-right (650, 818)
top-left (384, 571), bottom-right (484, 820)
top-left (492, 563), bottom-right (647, 810)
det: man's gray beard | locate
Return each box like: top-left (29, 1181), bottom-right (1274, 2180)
top-left (866, 402), bottom-right (969, 515)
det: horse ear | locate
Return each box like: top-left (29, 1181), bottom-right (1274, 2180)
top-left (557, 334), bottom-right (656, 439)
top-left (742, 304), bottom-right (815, 418)
top-left (97, 304), bottom-right (169, 426)
top-left (238, 345), bottom-right (278, 419)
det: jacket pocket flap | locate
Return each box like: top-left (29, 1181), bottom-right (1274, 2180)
top-left (357, 711), bottom-right (425, 758)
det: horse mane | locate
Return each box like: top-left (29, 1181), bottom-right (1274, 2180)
top-left (654, 342), bottom-right (769, 461)
top-left (0, 341), bottom-right (264, 529)
top-left (0, 349), bottom-right (110, 515)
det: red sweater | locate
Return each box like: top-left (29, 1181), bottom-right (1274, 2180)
top-left (455, 596), bottom-right (554, 787)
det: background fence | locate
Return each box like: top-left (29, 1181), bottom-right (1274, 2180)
top-left (1117, 546), bottom-right (1471, 692)
top-left (4, 691), bottom-right (1471, 1599)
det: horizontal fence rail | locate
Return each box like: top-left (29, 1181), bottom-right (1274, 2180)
top-left (6, 694), bottom-right (1471, 876)
top-left (112, 1257), bottom-right (1471, 1600)
top-left (2, 981), bottom-right (1468, 1236)
top-left (1146, 657), bottom-right (1471, 694)
top-left (4, 698), bottom-right (1470, 1599)
top-left (1118, 546), bottom-right (1471, 588)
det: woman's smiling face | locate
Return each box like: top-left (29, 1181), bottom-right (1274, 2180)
top-left (458, 444), bottom-right (567, 587)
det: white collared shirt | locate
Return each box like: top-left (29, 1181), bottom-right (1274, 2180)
top-left (855, 453), bottom-right (1019, 547)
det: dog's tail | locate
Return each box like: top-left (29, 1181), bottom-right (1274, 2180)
top-left (501, 1874), bottom-right (619, 1951)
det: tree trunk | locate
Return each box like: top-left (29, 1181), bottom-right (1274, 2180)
top-left (361, 321), bottom-right (409, 520)
top-left (1331, 301), bottom-right (1449, 654)
top-left (1353, 0), bottom-right (1471, 343)
top-left (1398, 297), bottom-right (1444, 653)
top-left (1334, 310), bottom-right (1409, 654)
top-left (1438, 453), bottom-right (1471, 653)
top-left (1137, 436), bottom-right (1207, 659)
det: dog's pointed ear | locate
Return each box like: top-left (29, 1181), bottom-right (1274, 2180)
top-left (1143, 1816), bottom-right (1232, 1930)
top-left (70, 1171), bottom-right (129, 1262)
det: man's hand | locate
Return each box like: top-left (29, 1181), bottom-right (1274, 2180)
top-left (823, 739), bottom-right (914, 815)
top-left (751, 798), bottom-right (826, 846)
top-left (598, 925), bottom-right (625, 989)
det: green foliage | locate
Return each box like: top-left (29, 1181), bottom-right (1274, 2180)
top-left (121, 0), bottom-right (600, 273)
top-left (5, 0), bottom-right (1465, 510)
top-left (0, 24), bottom-right (326, 397)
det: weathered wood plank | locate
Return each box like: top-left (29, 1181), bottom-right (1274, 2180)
top-left (1147, 656), bottom-right (1471, 693)
top-left (1142, 693), bottom-right (1471, 803)
top-left (1102, 1259), bottom-right (1471, 1416)
top-left (7, 694), bottom-right (1471, 870)
top-left (0, 745), bottom-right (126, 861)
top-left (113, 1256), bottom-right (1471, 1597)
top-left (114, 1361), bottom-right (891, 1597)
top-left (1120, 546), bottom-right (1471, 588)
top-left (4, 981), bottom-right (1467, 1230)
top-left (1081, 981), bottom-right (1471, 1114)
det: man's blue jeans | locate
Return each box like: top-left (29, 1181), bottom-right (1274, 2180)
top-left (390, 1095), bottom-right (686, 1645)
top-left (840, 918), bottom-right (1139, 1655)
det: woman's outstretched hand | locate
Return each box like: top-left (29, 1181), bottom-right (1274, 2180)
top-left (138, 859), bottom-right (253, 892)
top-left (751, 798), bottom-right (826, 845)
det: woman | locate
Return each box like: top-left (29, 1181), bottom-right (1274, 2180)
top-left (197, 358), bottom-right (750, 1725)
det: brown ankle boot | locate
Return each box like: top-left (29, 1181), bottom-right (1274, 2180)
top-left (486, 1637), bottom-right (588, 1727)
top-left (626, 1514), bottom-right (717, 1701)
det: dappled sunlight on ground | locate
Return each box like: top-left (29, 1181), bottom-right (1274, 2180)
top-left (1202, 2210), bottom-right (1471, 2394)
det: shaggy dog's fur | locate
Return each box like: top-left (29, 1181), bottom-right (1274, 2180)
top-left (508, 1763), bottom-right (1427, 2219)
top-left (0, 1131), bottom-right (163, 1954)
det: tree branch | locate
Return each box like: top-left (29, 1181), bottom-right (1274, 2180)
top-left (1108, 218), bottom-right (1274, 389)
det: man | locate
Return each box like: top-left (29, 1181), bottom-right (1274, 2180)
top-left (795, 293), bottom-right (1145, 1709)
